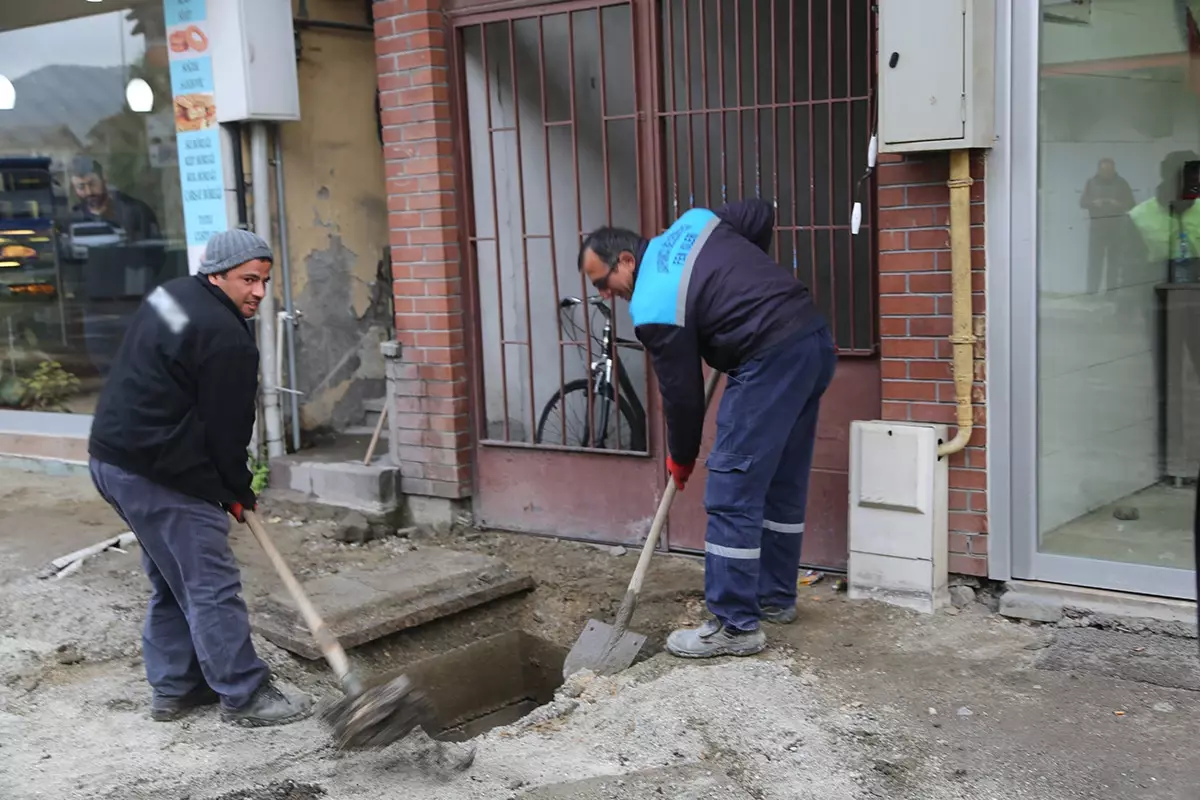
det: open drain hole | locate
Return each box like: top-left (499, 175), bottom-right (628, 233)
top-left (396, 631), bottom-right (566, 742)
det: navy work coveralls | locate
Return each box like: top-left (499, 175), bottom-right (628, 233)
top-left (630, 200), bottom-right (837, 632)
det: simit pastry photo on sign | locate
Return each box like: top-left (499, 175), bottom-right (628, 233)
top-left (169, 24), bottom-right (209, 55)
top-left (174, 93), bottom-right (216, 133)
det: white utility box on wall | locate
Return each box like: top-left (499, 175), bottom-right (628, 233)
top-left (848, 421), bottom-right (950, 613)
top-left (209, 0), bottom-right (301, 122)
top-left (877, 0), bottom-right (995, 153)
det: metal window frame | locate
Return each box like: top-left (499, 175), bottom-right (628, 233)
top-left (992, 0), bottom-right (1196, 599)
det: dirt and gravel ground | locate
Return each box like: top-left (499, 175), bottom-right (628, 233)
top-left (2, 467), bottom-right (1199, 800)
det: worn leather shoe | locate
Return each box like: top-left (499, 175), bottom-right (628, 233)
top-left (150, 684), bottom-right (220, 722)
top-left (221, 681), bottom-right (313, 728)
top-left (666, 619), bottom-right (767, 659)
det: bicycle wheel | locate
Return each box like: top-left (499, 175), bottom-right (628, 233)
top-left (535, 379), bottom-right (647, 451)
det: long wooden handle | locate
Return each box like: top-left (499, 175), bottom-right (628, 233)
top-left (363, 403), bottom-right (389, 466)
top-left (243, 511), bottom-right (358, 692)
top-left (625, 368), bottom-right (722, 597)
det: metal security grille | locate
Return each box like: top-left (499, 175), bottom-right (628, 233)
top-left (658, 0), bottom-right (877, 354)
top-left (454, 1), bottom-right (654, 454)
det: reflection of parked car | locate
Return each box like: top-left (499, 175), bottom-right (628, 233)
top-left (63, 221), bottom-right (125, 261)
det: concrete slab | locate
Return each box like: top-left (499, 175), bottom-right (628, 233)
top-left (250, 547), bottom-right (534, 660)
top-left (1035, 628), bottom-right (1200, 691)
top-left (1000, 580), bottom-right (1198, 636)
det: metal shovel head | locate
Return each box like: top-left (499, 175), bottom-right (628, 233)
top-left (562, 618), bottom-right (647, 679)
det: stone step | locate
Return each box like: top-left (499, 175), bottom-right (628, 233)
top-left (362, 397), bottom-right (388, 429)
top-left (269, 452), bottom-right (401, 515)
top-left (343, 424), bottom-right (386, 438)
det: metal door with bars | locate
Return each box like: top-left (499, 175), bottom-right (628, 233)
top-left (451, 0), bottom-right (666, 544)
top-left (451, 0), bottom-right (880, 559)
top-left (654, 0), bottom-right (879, 568)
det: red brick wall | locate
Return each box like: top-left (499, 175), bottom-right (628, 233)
top-left (876, 151), bottom-right (988, 576)
top-left (374, 0), bottom-right (472, 500)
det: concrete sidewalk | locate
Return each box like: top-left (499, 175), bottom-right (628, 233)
top-left (1, 467), bottom-right (1197, 800)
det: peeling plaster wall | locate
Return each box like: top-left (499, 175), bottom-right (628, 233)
top-left (280, 0), bottom-right (390, 436)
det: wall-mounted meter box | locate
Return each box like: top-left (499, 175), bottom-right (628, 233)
top-left (209, 0), bottom-right (301, 122)
top-left (877, 0), bottom-right (995, 153)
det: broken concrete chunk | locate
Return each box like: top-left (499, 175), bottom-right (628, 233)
top-left (330, 511), bottom-right (390, 544)
top-left (948, 585), bottom-right (976, 609)
top-left (561, 669), bottom-right (597, 699)
top-left (54, 644), bottom-right (84, 666)
top-left (333, 511), bottom-right (371, 543)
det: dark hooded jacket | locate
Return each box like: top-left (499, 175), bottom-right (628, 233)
top-left (630, 199), bottom-right (827, 464)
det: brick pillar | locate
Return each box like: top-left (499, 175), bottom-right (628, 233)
top-left (374, 0), bottom-right (472, 500)
top-left (876, 151), bottom-right (988, 577)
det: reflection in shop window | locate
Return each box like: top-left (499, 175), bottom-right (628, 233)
top-left (0, 1), bottom-right (186, 414)
top-left (1036, 0), bottom-right (1198, 573)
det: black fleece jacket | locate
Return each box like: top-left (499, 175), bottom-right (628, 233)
top-left (89, 275), bottom-right (259, 509)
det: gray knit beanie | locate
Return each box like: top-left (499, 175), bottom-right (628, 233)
top-left (198, 229), bottom-right (273, 275)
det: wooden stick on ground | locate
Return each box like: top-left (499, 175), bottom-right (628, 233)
top-left (363, 403), bottom-right (389, 466)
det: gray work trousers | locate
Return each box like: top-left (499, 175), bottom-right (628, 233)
top-left (90, 459), bottom-right (268, 709)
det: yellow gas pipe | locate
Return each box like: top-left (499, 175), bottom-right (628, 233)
top-left (937, 149), bottom-right (976, 458)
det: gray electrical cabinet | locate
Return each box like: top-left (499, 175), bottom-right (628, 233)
top-left (877, 0), bottom-right (996, 153)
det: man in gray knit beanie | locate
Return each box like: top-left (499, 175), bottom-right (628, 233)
top-left (198, 228), bottom-right (275, 317)
top-left (89, 228), bottom-right (312, 728)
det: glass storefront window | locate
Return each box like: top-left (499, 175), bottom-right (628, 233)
top-left (1037, 0), bottom-right (1198, 573)
top-left (0, 1), bottom-right (186, 415)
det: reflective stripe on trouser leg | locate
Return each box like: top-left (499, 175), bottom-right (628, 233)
top-left (761, 521), bottom-right (806, 611)
top-left (704, 326), bottom-right (837, 632)
top-left (703, 379), bottom-right (770, 633)
top-left (759, 521), bottom-right (806, 609)
top-left (757, 335), bottom-right (834, 610)
top-left (703, 512), bottom-right (764, 633)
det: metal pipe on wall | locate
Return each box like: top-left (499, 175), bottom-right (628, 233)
top-left (273, 127), bottom-right (302, 452)
top-left (937, 150), bottom-right (977, 458)
top-left (228, 121), bottom-right (249, 227)
top-left (222, 123), bottom-right (260, 458)
top-left (251, 122), bottom-right (285, 459)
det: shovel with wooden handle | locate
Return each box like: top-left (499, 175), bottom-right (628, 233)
top-left (562, 368), bottom-right (722, 679)
top-left (243, 511), bottom-right (435, 750)
top-left (243, 510), bottom-right (365, 698)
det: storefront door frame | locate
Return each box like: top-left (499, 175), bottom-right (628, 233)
top-left (992, 0), bottom-right (1196, 600)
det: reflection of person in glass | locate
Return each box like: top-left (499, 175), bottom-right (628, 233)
top-left (69, 155), bottom-right (161, 241)
top-left (1132, 152), bottom-right (1200, 428)
top-left (69, 156), bottom-right (163, 380)
top-left (1128, 150), bottom-right (1200, 279)
top-left (1079, 158), bottom-right (1135, 294)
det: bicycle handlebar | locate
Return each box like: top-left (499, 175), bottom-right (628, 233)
top-left (559, 295), bottom-right (612, 320)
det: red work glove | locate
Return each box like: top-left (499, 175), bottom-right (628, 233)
top-left (666, 456), bottom-right (695, 491)
top-left (227, 501), bottom-right (254, 524)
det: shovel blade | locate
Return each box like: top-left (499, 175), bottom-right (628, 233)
top-left (562, 618), bottom-right (647, 679)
